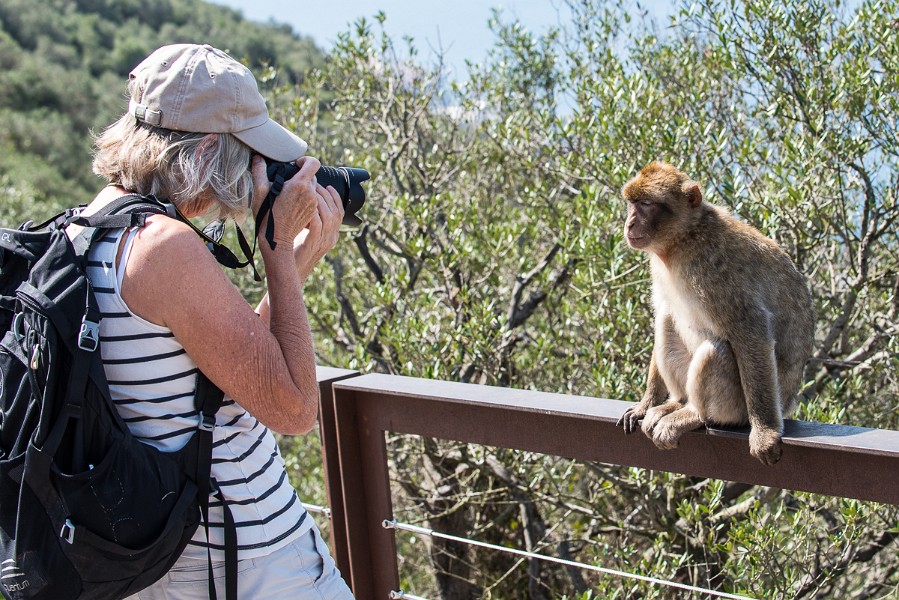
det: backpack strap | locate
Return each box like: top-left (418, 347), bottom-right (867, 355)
top-left (26, 194), bottom-right (261, 283)
top-left (39, 306), bottom-right (98, 457)
top-left (64, 195), bottom-right (170, 261)
top-left (25, 195), bottom-right (171, 235)
top-left (74, 194), bottom-right (173, 229)
top-left (193, 372), bottom-right (237, 600)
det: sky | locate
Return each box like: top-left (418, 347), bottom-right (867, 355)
top-left (209, 0), bottom-right (677, 80)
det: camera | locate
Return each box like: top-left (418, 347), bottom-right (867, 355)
top-left (264, 158), bottom-right (369, 226)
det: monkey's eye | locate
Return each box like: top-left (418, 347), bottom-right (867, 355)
top-left (640, 200), bottom-right (653, 206)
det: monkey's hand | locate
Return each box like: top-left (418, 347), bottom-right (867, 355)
top-left (749, 427), bottom-right (783, 465)
top-left (617, 404), bottom-right (648, 435)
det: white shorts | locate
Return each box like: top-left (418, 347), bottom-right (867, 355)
top-left (128, 520), bottom-right (354, 599)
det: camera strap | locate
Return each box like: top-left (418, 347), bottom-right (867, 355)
top-left (195, 163), bottom-right (290, 281)
top-left (200, 218), bottom-right (262, 282)
top-left (159, 201), bottom-right (261, 282)
top-left (254, 162), bottom-right (294, 252)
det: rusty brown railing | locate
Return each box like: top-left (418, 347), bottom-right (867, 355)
top-left (314, 368), bottom-right (899, 600)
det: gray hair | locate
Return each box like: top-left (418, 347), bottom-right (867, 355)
top-left (92, 96), bottom-right (253, 221)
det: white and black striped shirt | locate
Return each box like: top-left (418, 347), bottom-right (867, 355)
top-left (86, 227), bottom-right (311, 561)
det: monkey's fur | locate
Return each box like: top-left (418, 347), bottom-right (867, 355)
top-left (616, 162), bottom-right (814, 465)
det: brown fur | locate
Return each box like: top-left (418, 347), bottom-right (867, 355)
top-left (617, 162), bottom-right (815, 465)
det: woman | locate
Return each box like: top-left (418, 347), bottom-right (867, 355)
top-left (78, 43), bottom-right (354, 599)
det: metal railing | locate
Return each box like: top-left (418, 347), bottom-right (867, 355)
top-left (315, 368), bottom-right (899, 600)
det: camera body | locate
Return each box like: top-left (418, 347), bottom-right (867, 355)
top-left (264, 159), bottom-right (369, 226)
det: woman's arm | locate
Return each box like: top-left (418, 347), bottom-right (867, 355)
top-left (120, 156), bottom-right (337, 435)
top-left (255, 179), bottom-right (344, 325)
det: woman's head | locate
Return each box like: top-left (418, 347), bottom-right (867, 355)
top-left (93, 111), bottom-right (254, 220)
top-left (93, 43), bottom-right (307, 219)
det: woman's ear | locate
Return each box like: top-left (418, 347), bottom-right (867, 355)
top-left (197, 133), bottom-right (220, 159)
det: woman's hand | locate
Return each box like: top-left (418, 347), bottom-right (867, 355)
top-left (294, 183), bottom-right (345, 282)
top-left (250, 154), bottom-right (320, 250)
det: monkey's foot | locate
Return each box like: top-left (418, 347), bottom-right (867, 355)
top-left (649, 417), bottom-right (684, 450)
top-left (641, 400), bottom-right (682, 438)
top-left (750, 428), bottom-right (783, 465)
top-left (645, 403), bottom-right (703, 450)
top-left (617, 406), bottom-right (647, 434)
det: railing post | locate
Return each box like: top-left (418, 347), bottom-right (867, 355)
top-left (332, 384), bottom-right (399, 599)
top-left (316, 367), bottom-right (361, 582)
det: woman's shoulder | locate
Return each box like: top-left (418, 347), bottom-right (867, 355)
top-left (110, 198), bottom-right (231, 327)
top-left (127, 210), bottom-right (226, 295)
top-left (134, 212), bottom-right (209, 257)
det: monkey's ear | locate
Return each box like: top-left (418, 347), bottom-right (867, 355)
top-left (683, 181), bottom-right (702, 207)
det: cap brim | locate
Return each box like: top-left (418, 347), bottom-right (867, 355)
top-left (233, 118), bottom-right (308, 162)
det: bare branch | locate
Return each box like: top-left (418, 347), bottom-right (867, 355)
top-left (793, 531), bottom-right (899, 599)
top-left (352, 225), bottom-right (385, 283)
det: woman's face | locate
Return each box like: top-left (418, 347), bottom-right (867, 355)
top-left (177, 191), bottom-right (217, 219)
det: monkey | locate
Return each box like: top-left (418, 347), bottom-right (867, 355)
top-left (615, 162), bottom-right (815, 465)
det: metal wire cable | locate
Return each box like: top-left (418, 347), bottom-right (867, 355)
top-left (383, 519), bottom-right (756, 600)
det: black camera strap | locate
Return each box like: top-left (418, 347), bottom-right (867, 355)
top-left (200, 218), bottom-right (261, 282)
top-left (196, 162), bottom-right (292, 279)
top-left (255, 161), bottom-right (296, 252)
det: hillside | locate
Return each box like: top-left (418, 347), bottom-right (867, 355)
top-left (0, 0), bottom-right (324, 221)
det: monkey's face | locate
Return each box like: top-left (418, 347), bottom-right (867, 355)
top-left (622, 162), bottom-right (703, 255)
top-left (624, 199), bottom-right (666, 250)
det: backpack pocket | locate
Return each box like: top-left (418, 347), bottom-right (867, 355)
top-left (0, 330), bottom-right (35, 459)
top-left (25, 433), bottom-right (201, 598)
top-left (1, 453), bottom-right (83, 600)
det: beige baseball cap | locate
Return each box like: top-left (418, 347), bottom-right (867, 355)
top-left (128, 43), bottom-right (307, 162)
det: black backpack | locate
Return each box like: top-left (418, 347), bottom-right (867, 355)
top-left (0, 195), bottom-right (237, 600)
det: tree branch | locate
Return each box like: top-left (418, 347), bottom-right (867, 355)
top-left (794, 530), bottom-right (899, 599)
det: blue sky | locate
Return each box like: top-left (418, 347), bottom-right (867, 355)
top-left (209, 0), bottom-right (677, 79)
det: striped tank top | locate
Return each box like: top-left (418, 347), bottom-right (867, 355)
top-left (86, 227), bottom-right (311, 561)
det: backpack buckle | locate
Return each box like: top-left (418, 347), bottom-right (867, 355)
top-left (63, 207), bottom-right (84, 226)
top-left (12, 312), bottom-right (26, 344)
top-left (78, 317), bottom-right (100, 352)
top-left (60, 519), bottom-right (76, 544)
top-left (198, 413), bottom-right (216, 432)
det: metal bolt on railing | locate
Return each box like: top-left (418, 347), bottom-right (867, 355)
top-left (302, 503), bottom-right (332, 518)
top-left (388, 591), bottom-right (429, 600)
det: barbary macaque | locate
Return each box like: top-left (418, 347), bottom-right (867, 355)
top-left (616, 162), bottom-right (814, 465)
